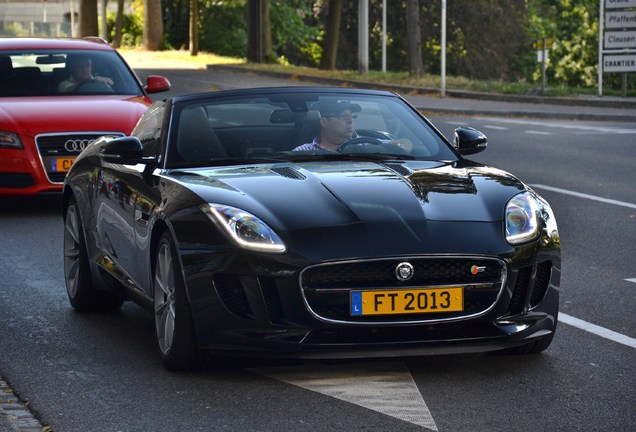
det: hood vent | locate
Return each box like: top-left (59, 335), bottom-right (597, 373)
top-left (270, 166), bottom-right (306, 180)
top-left (384, 163), bottom-right (413, 177)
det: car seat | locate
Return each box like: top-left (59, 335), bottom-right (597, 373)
top-left (177, 106), bottom-right (228, 162)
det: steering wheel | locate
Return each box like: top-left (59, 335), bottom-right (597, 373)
top-left (338, 137), bottom-right (384, 152)
top-left (74, 80), bottom-right (113, 93)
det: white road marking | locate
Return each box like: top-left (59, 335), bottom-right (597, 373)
top-left (530, 184), bottom-right (636, 209)
top-left (252, 361), bottom-right (437, 430)
top-left (525, 130), bottom-right (552, 135)
top-left (559, 313), bottom-right (636, 348)
top-left (476, 117), bottom-right (636, 134)
top-left (625, 278), bottom-right (636, 284)
top-left (483, 125), bottom-right (508, 130)
top-left (445, 121), bottom-right (468, 126)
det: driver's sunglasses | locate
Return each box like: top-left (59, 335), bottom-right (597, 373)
top-left (326, 113), bottom-right (357, 121)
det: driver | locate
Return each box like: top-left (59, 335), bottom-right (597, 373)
top-left (293, 100), bottom-right (361, 151)
top-left (58, 55), bottom-right (113, 93)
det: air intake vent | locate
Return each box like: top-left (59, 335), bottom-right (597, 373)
top-left (270, 166), bottom-right (306, 180)
top-left (384, 163), bottom-right (413, 177)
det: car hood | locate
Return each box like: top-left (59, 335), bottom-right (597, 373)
top-left (170, 160), bottom-right (527, 229)
top-left (0, 95), bottom-right (150, 137)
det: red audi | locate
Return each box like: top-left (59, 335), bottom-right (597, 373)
top-left (0, 37), bottom-right (170, 196)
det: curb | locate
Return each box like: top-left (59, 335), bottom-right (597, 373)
top-left (0, 377), bottom-right (46, 432)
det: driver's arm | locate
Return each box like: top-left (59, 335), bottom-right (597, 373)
top-left (93, 75), bottom-right (114, 86)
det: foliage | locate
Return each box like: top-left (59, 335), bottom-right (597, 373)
top-left (152, 0), bottom-right (632, 92)
top-left (106, 0), bottom-right (144, 47)
top-left (163, 0), bottom-right (190, 50)
top-left (527, 0), bottom-right (599, 87)
top-left (198, 1), bottom-right (248, 56)
top-left (269, 0), bottom-right (321, 66)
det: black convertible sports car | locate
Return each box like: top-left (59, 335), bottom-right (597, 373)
top-left (63, 87), bottom-right (560, 370)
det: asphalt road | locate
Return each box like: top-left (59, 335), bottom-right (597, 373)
top-left (0, 69), bottom-right (634, 432)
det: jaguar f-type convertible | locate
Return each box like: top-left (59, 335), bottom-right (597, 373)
top-left (63, 87), bottom-right (560, 370)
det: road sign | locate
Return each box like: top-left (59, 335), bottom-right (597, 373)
top-left (605, 30), bottom-right (636, 48)
top-left (605, 11), bottom-right (636, 29)
top-left (603, 54), bottom-right (636, 72)
top-left (606, 0), bottom-right (636, 8)
top-left (532, 38), bottom-right (554, 50)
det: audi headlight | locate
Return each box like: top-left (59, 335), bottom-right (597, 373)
top-left (505, 192), bottom-right (540, 245)
top-left (202, 204), bottom-right (286, 253)
top-left (0, 131), bottom-right (23, 149)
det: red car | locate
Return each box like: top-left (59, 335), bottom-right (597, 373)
top-left (0, 37), bottom-right (170, 196)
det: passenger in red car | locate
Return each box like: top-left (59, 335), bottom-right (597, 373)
top-left (58, 55), bottom-right (113, 93)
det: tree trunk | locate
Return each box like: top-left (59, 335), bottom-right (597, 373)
top-left (112, 0), bottom-right (124, 48)
top-left (143, 0), bottom-right (163, 51)
top-left (262, 0), bottom-right (272, 62)
top-left (100, 0), bottom-right (108, 40)
top-left (319, 0), bottom-right (342, 70)
top-left (189, 0), bottom-right (199, 56)
top-left (247, 0), bottom-right (271, 63)
top-left (79, 0), bottom-right (98, 37)
top-left (406, 0), bottom-right (424, 77)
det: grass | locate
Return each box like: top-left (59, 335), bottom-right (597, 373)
top-left (119, 49), bottom-right (635, 98)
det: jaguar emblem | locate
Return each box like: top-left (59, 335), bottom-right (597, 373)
top-left (395, 262), bottom-right (414, 282)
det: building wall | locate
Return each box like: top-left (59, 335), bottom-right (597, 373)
top-left (0, 1), bottom-right (78, 25)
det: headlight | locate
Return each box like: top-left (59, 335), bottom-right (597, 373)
top-left (0, 131), bottom-right (23, 149)
top-left (505, 192), bottom-right (540, 245)
top-left (202, 204), bottom-right (286, 253)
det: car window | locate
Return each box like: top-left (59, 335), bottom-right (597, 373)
top-left (132, 101), bottom-right (165, 158)
top-left (164, 92), bottom-right (457, 168)
top-left (0, 49), bottom-right (143, 97)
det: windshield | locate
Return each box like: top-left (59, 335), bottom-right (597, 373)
top-left (164, 91), bottom-right (457, 168)
top-left (0, 49), bottom-right (144, 97)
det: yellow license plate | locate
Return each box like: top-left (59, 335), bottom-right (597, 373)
top-left (52, 157), bottom-right (76, 173)
top-left (350, 287), bottom-right (463, 316)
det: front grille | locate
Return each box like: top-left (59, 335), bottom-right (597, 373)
top-left (300, 257), bottom-right (506, 324)
top-left (0, 173), bottom-right (35, 188)
top-left (35, 132), bottom-right (123, 183)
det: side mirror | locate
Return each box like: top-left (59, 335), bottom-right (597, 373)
top-left (145, 75), bottom-right (171, 94)
top-left (99, 136), bottom-right (146, 164)
top-left (454, 127), bottom-right (488, 155)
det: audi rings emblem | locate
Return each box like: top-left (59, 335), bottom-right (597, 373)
top-left (64, 138), bottom-right (95, 153)
top-left (395, 262), bottom-right (414, 282)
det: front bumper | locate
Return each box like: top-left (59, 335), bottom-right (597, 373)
top-left (184, 251), bottom-right (560, 357)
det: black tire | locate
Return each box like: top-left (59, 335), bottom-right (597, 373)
top-left (153, 232), bottom-right (202, 371)
top-left (63, 198), bottom-right (123, 311)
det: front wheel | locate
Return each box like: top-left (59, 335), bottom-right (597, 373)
top-left (153, 232), bottom-right (202, 371)
top-left (63, 198), bottom-right (122, 311)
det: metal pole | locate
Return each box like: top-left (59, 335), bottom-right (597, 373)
top-left (541, 38), bottom-right (546, 95)
top-left (358, 0), bottom-right (369, 75)
top-left (441, 0), bottom-right (446, 97)
top-left (598, 0), bottom-right (604, 96)
top-left (382, 0), bottom-right (386, 73)
top-left (69, 0), bottom-right (75, 37)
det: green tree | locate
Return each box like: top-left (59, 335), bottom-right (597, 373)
top-left (527, 0), bottom-right (599, 87)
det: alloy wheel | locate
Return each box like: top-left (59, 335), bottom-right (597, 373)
top-left (154, 242), bottom-right (177, 355)
top-left (63, 204), bottom-right (81, 298)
